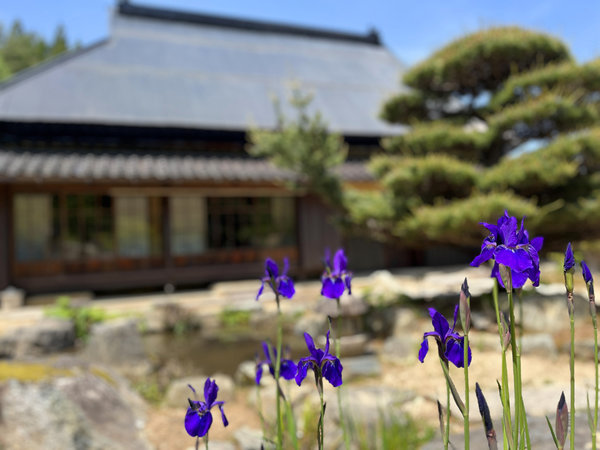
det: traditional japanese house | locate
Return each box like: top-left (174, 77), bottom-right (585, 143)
top-left (0, 2), bottom-right (406, 294)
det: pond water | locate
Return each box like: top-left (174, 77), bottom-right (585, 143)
top-left (143, 328), bottom-right (308, 377)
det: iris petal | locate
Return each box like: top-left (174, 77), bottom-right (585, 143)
top-left (277, 278), bottom-right (295, 299)
top-left (196, 412), bottom-right (213, 437)
top-left (582, 260), bottom-right (594, 284)
top-left (322, 278), bottom-right (345, 299)
top-left (429, 308), bottom-right (450, 339)
top-left (445, 340), bottom-right (464, 368)
top-left (219, 404), bottom-right (229, 427)
top-left (333, 249), bottom-right (347, 275)
top-left (265, 258), bottom-right (279, 278)
top-left (495, 247), bottom-right (533, 272)
top-left (295, 358), bottom-right (312, 386)
top-left (256, 281), bottom-right (265, 301)
top-left (418, 338), bottom-right (429, 363)
top-left (255, 364), bottom-right (263, 385)
top-left (470, 246), bottom-right (495, 267)
top-left (499, 215), bottom-right (518, 247)
top-left (322, 359), bottom-right (343, 387)
top-left (304, 332), bottom-right (317, 357)
top-left (530, 236), bottom-right (544, 252)
top-left (204, 378), bottom-right (218, 406)
top-left (345, 275), bottom-right (352, 295)
top-left (280, 359), bottom-right (298, 380)
top-left (185, 408), bottom-right (202, 437)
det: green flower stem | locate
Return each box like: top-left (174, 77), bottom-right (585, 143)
top-left (317, 375), bottom-right (325, 450)
top-left (464, 331), bottom-right (470, 450)
top-left (568, 292), bottom-right (576, 450)
top-left (501, 351), bottom-right (512, 450)
top-left (507, 280), bottom-right (525, 447)
top-left (492, 279), bottom-right (512, 447)
top-left (275, 298), bottom-right (284, 450)
top-left (204, 433), bottom-right (209, 450)
top-left (518, 361), bottom-right (531, 449)
top-left (592, 304), bottom-right (598, 450)
top-left (446, 376), bottom-right (451, 450)
top-left (335, 298), bottom-right (350, 450)
top-left (515, 290), bottom-right (531, 449)
top-left (440, 358), bottom-right (465, 416)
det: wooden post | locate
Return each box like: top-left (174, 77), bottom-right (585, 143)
top-left (0, 185), bottom-right (10, 289)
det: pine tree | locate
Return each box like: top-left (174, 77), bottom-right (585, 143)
top-left (247, 90), bottom-right (348, 208)
top-left (348, 27), bottom-right (600, 249)
top-left (0, 21), bottom-right (71, 79)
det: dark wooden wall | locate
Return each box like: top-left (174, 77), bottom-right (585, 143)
top-left (297, 195), bottom-right (342, 276)
top-left (0, 185), bottom-right (8, 290)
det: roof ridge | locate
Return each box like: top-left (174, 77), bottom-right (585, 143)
top-left (118, 1), bottom-right (381, 46)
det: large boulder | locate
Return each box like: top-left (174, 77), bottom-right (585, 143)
top-left (0, 361), bottom-right (150, 450)
top-left (0, 318), bottom-right (75, 358)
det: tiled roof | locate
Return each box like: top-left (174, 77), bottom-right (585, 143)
top-left (0, 3), bottom-right (407, 137)
top-left (0, 149), bottom-right (372, 183)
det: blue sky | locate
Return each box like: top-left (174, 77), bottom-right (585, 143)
top-left (0, 0), bottom-right (598, 66)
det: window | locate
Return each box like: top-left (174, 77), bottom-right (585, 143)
top-left (115, 197), bottom-right (162, 257)
top-left (63, 194), bottom-right (114, 260)
top-left (207, 196), bottom-right (295, 249)
top-left (14, 194), bottom-right (54, 262)
top-left (170, 196), bottom-right (207, 255)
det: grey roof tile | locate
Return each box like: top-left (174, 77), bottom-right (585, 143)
top-left (0, 5), bottom-right (407, 137)
top-left (0, 149), bottom-right (372, 184)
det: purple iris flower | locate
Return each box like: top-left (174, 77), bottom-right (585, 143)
top-left (418, 305), bottom-right (472, 368)
top-left (321, 249), bottom-right (352, 299)
top-left (582, 260), bottom-right (593, 284)
top-left (295, 331), bottom-right (343, 387)
top-left (256, 257), bottom-right (295, 300)
top-left (470, 211), bottom-right (543, 289)
top-left (184, 379), bottom-right (229, 438)
top-left (255, 341), bottom-right (298, 385)
top-left (564, 243), bottom-right (575, 271)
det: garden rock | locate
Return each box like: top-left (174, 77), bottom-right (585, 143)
top-left (342, 355), bottom-right (382, 379)
top-left (234, 360), bottom-right (257, 386)
top-left (209, 373), bottom-right (235, 400)
top-left (520, 296), bottom-right (567, 332)
top-left (0, 370), bottom-right (150, 449)
top-left (362, 270), bottom-right (405, 306)
top-left (163, 376), bottom-right (207, 407)
top-left (381, 335), bottom-right (417, 361)
top-left (520, 333), bottom-right (557, 357)
top-left (293, 312), bottom-right (327, 338)
top-left (315, 295), bottom-right (368, 318)
top-left (0, 333), bottom-right (17, 358)
top-left (85, 318), bottom-right (148, 372)
top-left (0, 318), bottom-right (75, 358)
top-left (390, 307), bottom-right (419, 336)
